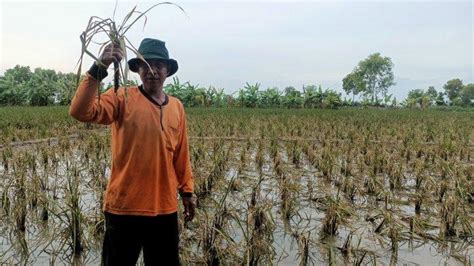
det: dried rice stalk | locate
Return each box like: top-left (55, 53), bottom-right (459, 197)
top-left (76, 2), bottom-right (186, 99)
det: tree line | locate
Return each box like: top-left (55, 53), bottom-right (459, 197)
top-left (0, 66), bottom-right (77, 106)
top-left (0, 52), bottom-right (472, 108)
top-left (404, 80), bottom-right (473, 108)
top-left (342, 53), bottom-right (473, 107)
top-left (0, 65), bottom-right (346, 108)
top-left (165, 77), bottom-right (345, 109)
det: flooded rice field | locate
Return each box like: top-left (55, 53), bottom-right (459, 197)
top-left (0, 108), bottom-right (473, 265)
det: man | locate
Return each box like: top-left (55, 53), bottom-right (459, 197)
top-left (69, 38), bottom-right (195, 265)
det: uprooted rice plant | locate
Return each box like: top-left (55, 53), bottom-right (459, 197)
top-left (0, 107), bottom-right (473, 264)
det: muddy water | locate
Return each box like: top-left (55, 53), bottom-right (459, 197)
top-left (0, 137), bottom-right (472, 265)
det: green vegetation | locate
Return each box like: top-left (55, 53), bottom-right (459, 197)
top-left (405, 80), bottom-right (474, 108)
top-left (0, 106), bottom-right (99, 144)
top-left (0, 107), bottom-right (472, 264)
top-left (166, 78), bottom-right (346, 109)
top-left (342, 52), bottom-right (395, 105)
top-left (2, 59), bottom-right (472, 108)
top-left (0, 66), bottom-right (77, 106)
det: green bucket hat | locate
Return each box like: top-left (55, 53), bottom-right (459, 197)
top-left (128, 38), bottom-right (178, 77)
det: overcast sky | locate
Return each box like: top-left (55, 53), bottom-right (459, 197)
top-left (1, 0), bottom-right (472, 100)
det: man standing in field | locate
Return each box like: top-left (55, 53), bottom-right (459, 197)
top-left (69, 38), bottom-right (195, 265)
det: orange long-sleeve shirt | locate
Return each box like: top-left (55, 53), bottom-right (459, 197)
top-left (70, 73), bottom-right (193, 216)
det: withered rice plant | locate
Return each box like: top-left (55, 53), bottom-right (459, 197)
top-left (201, 175), bottom-right (236, 265)
top-left (247, 175), bottom-right (275, 265)
top-left (321, 193), bottom-right (350, 237)
top-left (77, 2), bottom-right (186, 97)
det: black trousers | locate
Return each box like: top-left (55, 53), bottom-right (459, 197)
top-left (102, 211), bottom-right (180, 266)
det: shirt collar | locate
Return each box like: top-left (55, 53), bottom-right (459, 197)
top-left (138, 85), bottom-right (169, 107)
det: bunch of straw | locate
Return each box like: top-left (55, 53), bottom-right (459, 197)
top-left (77, 2), bottom-right (185, 96)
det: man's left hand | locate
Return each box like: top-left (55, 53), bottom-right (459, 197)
top-left (182, 195), bottom-right (196, 222)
